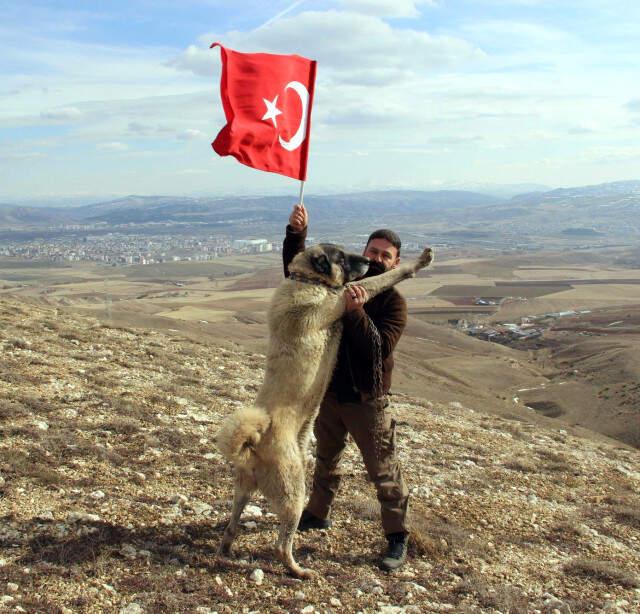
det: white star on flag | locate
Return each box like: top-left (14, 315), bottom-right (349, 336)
top-left (262, 95), bottom-right (283, 128)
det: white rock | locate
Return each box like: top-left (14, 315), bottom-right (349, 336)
top-left (0, 475), bottom-right (4, 487)
top-left (6, 583), bottom-right (19, 593)
top-left (120, 604), bottom-right (143, 614)
top-left (68, 511), bottom-right (101, 523)
top-left (170, 494), bottom-right (189, 505)
top-left (249, 569), bottom-right (264, 585)
top-left (405, 582), bottom-right (427, 594)
top-left (90, 490), bottom-right (106, 500)
top-left (120, 544), bottom-right (138, 559)
top-left (301, 606), bottom-right (315, 614)
top-left (243, 521), bottom-right (258, 530)
top-left (37, 510), bottom-right (55, 521)
top-left (527, 494), bottom-right (538, 504)
top-left (191, 501), bottom-right (213, 516)
top-left (330, 597), bottom-right (342, 607)
top-left (294, 590), bottom-right (305, 600)
top-left (0, 596), bottom-right (15, 605)
top-left (34, 420), bottom-right (49, 430)
top-left (244, 504), bottom-right (263, 518)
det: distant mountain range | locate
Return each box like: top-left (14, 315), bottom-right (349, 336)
top-left (1, 180), bottom-right (639, 240)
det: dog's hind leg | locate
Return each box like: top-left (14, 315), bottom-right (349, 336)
top-left (218, 471), bottom-right (255, 557)
top-left (262, 459), bottom-right (313, 578)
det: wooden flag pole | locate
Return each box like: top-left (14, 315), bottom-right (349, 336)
top-left (298, 180), bottom-right (306, 206)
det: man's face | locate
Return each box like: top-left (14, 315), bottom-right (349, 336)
top-left (363, 238), bottom-right (400, 271)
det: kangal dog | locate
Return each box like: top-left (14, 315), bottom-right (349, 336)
top-left (215, 243), bottom-right (433, 577)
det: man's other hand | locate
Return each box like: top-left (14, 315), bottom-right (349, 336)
top-left (344, 285), bottom-right (369, 312)
top-left (289, 203), bottom-right (308, 232)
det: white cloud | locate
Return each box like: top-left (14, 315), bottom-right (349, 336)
top-left (338, 0), bottom-right (436, 18)
top-left (177, 128), bottom-right (206, 140)
top-left (97, 142), bottom-right (128, 151)
top-left (626, 98), bottom-right (640, 112)
top-left (0, 151), bottom-right (46, 161)
top-left (40, 106), bottom-right (82, 122)
top-left (173, 10), bottom-right (482, 84)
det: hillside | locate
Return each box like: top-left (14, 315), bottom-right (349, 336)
top-left (1, 296), bottom-right (639, 613)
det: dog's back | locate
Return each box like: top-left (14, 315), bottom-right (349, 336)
top-left (216, 277), bottom-right (342, 465)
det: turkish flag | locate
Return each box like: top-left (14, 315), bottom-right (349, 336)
top-left (210, 43), bottom-right (317, 181)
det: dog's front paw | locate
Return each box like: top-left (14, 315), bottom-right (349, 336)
top-left (416, 246), bottom-right (434, 270)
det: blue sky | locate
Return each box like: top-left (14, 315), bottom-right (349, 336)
top-left (1, 0), bottom-right (639, 201)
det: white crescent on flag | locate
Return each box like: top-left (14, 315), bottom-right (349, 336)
top-left (278, 81), bottom-right (309, 152)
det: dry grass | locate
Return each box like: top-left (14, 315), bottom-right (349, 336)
top-left (348, 495), bottom-right (379, 521)
top-left (8, 337), bottom-right (31, 349)
top-left (612, 505), bottom-right (640, 528)
top-left (99, 417), bottom-right (142, 435)
top-left (407, 512), bottom-right (469, 559)
top-left (453, 574), bottom-right (529, 613)
top-left (0, 398), bottom-right (28, 420)
top-left (1, 448), bottom-right (63, 486)
top-left (17, 393), bottom-right (55, 414)
top-left (503, 458), bottom-right (537, 473)
top-left (563, 558), bottom-right (639, 587)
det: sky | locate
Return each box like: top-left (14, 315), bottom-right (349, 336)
top-left (1, 0), bottom-right (639, 202)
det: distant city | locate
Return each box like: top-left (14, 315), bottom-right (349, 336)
top-left (0, 233), bottom-right (275, 266)
top-left (1, 181), bottom-right (638, 266)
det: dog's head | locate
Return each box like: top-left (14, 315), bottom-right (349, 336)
top-left (290, 243), bottom-right (370, 287)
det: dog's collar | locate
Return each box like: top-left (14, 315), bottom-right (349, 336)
top-left (288, 272), bottom-right (340, 291)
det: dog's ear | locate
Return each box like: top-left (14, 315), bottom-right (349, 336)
top-left (311, 253), bottom-right (331, 275)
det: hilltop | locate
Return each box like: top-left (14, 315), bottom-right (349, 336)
top-left (1, 296), bottom-right (639, 613)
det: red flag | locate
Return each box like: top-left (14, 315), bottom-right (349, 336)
top-left (210, 43), bottom-right (317, 181)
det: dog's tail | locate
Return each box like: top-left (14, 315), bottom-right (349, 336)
top-left (215, 405), bottom-right (271, 467)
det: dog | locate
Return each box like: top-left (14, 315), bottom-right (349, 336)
top-left (215, 242), bottom-right (434, 577)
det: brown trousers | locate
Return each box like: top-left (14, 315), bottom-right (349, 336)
top-left (306, 392), bottom-right (409, 535)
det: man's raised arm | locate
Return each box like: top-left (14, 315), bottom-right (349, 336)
top-left (282, 203), bottom-right (308, 277)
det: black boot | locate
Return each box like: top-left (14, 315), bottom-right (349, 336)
top-left (381, 531), bottom-right (408, 571)
top-left (297, 510), bottom-right (332, 532)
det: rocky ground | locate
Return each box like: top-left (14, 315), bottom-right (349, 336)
top-left (0, 296), bottom-right (639, 613)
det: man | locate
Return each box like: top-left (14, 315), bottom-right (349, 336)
top-left (282, 202), bottom-right (410, 571)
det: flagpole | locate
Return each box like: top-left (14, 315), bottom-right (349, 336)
top-left (298, 180), bottom-right (305, 206)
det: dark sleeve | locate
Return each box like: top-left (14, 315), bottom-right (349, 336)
top-left (282, 225), bottom-right (307, 278)
top-left (342, 291), bottom-right (407, 362)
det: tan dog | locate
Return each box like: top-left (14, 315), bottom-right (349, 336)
top-left (216, 243), bottom-right (434, 577)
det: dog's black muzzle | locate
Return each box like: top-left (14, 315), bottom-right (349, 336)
top-left (344, 254), bottom-right (370, 283)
